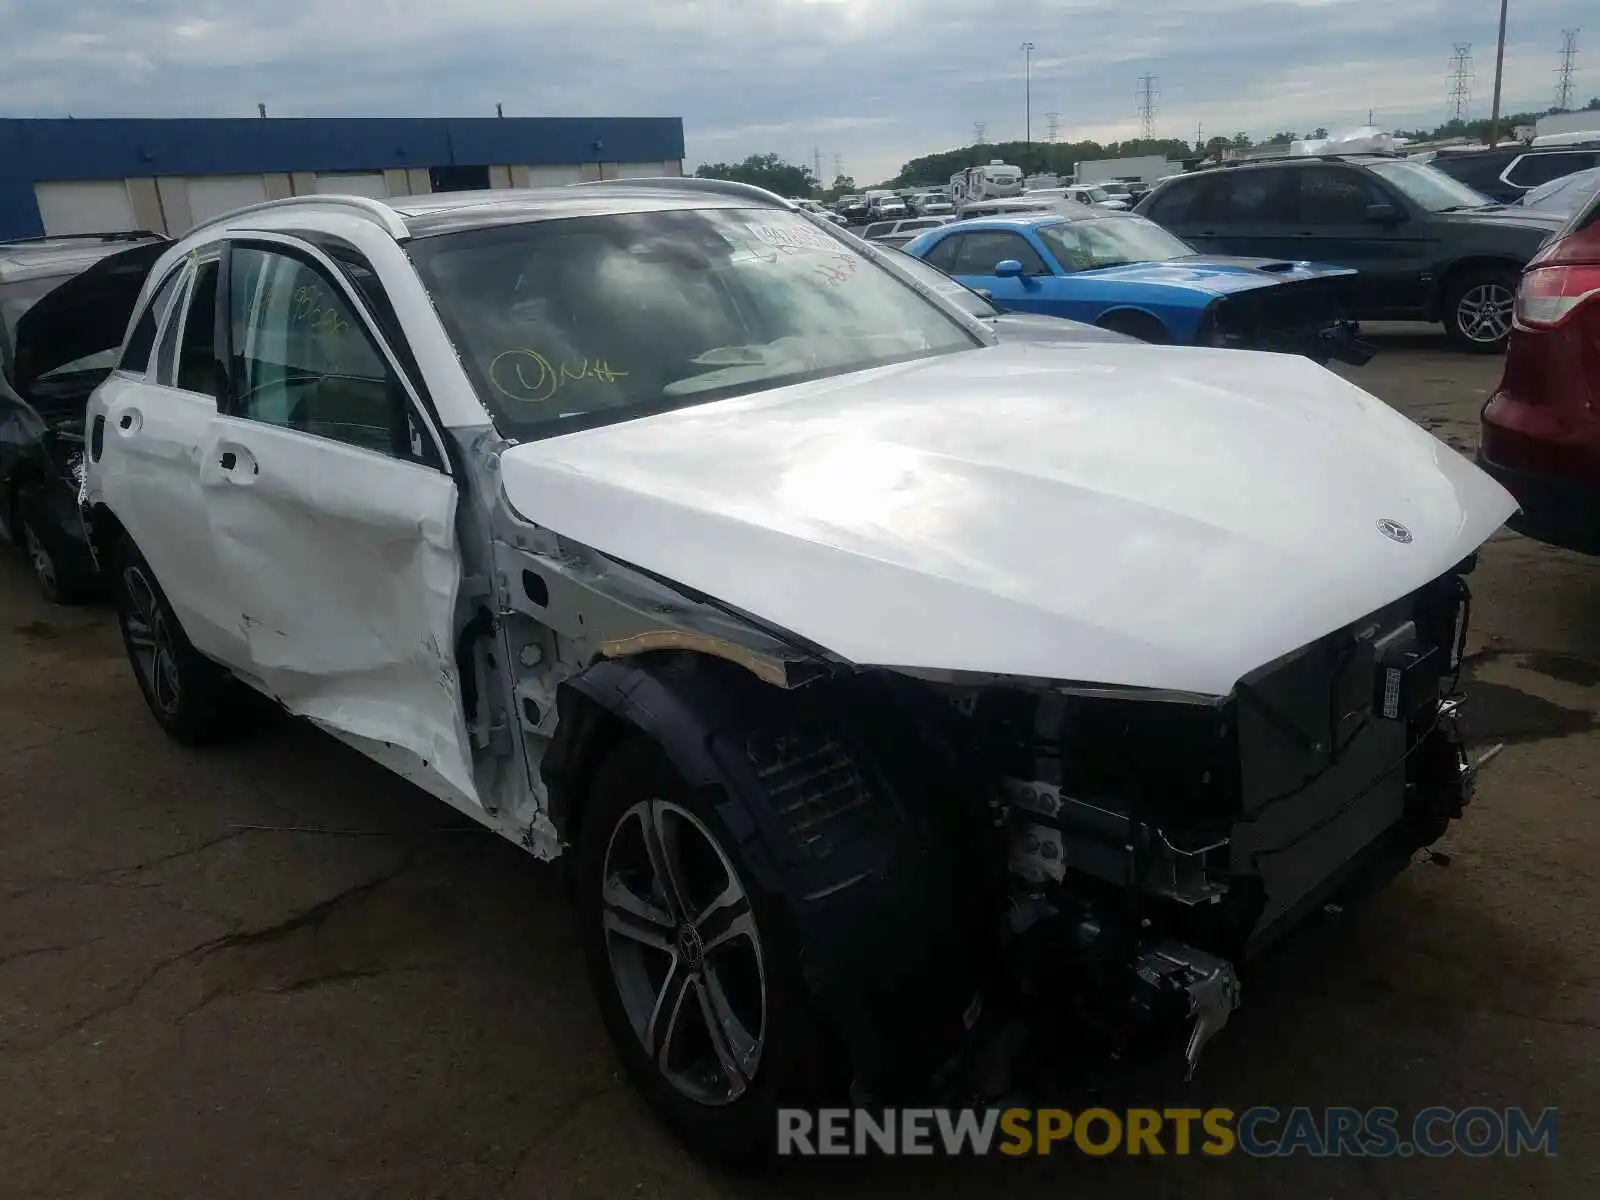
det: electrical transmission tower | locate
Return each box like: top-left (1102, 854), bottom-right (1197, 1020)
top-left (973, 122), bottom-right (988, 144)
top-left (1045, 112), bottom-right (1061, 142)
top-left (1447, 43), bottom-right (1475, 123)
top-left (1136, 74), bottom-right (1159, 140)
top-left (832, 153), bottom-right (843, 182)
top-left (1556, 30), bottom-right (1580, 111)
top-left (812, 146), bottom-right (823, 183)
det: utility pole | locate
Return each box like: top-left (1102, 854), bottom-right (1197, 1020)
top-left (1555, 29), bottom-right (1580, 111)
top-left (1447, 43), bottom-right (1475, 124)
top-left (1136, 74), bottom-right (1159, 141)
top-left (1488, 0), bottom-right (1509, 147)
top-left (1021, 42), bottom-right (1035, 146)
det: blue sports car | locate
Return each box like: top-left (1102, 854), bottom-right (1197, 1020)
top-left (901, 209), bottom-right (1374, 364)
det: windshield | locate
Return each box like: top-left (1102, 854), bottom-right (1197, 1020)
top-left (1364, 159), bottom-right (1493, 212)
top-left (1524, 168), bottom-right (1600, 213)
top-left (1085, 187), bottom-right (1111, 203)
top-left (408, 207), bottom-right (979, 441)
top-left (1035, 218), bottom-right (1193, 271)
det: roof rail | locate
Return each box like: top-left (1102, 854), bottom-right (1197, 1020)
top-left (1192, 150), bottom-right (1406, 171)
top-left (186, 194), bottom-right (410, 240)
top-left (568, 176), bottom-right (795, 209)
top-left (0, 230), bottom-right (164, 248)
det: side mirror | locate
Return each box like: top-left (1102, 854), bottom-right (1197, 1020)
top-left (1364, 202), bottom-right (1402, 224)
top-left (993, 259), bottom-right (1025, 278)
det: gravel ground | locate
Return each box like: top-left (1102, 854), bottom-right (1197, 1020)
top-left (0, 327), bottom-right (1594, 1198)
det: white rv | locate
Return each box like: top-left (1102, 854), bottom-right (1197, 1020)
top-left (949, 160), bottom-right (1025, 204)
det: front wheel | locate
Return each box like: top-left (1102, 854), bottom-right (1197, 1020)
top-left (575, 738), bottom-right (839, 1161)
top-left (112, 536), bottom-right (245, 744)
top-left (1443, 267), bottom-right (1518, 353)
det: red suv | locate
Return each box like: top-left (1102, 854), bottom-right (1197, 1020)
top-left (1477, 187), bottom-right (1600, 554)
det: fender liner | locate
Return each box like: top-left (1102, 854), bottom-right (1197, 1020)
top-left (545, 652), bottom-right (981, 1101)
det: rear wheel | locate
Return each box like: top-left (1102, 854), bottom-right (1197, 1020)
top-left (576, 738), bottom-right (839, 1161)
top-left (1443, 267), bottom-right (1518, 353)
top-left (112, 536), bottom-right (245, 744)
top-left (15, 485), bottom-right (98, 605)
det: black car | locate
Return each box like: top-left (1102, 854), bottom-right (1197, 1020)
top-left (1136, 153), bottom-right (1568, 351)
top-left (1, 233), bottom-right (168, 602)
top-left (1428, 144), bottom-right (1600, 205)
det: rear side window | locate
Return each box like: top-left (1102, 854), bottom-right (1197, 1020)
top-left (1432, 153), bottom-right (1511, 192)
top-left (1506, 152), bottom-right (1596, 189)
top-left (1207, 168), bottom-right (1297, 222)
top-left (119, 267), bottom-right (185, 373)
top-left (950, 231), bottom-right (1049, 276)
top-left (1297, 166), bottom-right (1387, 224)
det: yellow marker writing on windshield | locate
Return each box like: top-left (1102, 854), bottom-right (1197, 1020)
top-left (489, 349), bottom-right (628, 404)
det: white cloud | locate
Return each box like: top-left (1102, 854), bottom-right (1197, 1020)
top-left (0, 0), bottom-right (1592, 183)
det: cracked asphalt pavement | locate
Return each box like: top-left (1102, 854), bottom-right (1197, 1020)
top-left (1, 327), bottom-right (1595, 1197)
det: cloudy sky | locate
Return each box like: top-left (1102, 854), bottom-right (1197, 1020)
top-left (1, 0), bottom-right (1592, 183)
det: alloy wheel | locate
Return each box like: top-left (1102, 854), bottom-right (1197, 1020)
top-left (600, 798), bottom-right (767, 1106)
top-left (121, 565), bottom-right (182, 715)
top-left (1456, 282), bottom-right (1515, 345)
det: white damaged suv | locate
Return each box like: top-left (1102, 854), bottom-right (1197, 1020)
top-left (81, 179), bottom-right (1515, 1155)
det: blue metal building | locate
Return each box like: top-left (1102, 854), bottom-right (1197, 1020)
top-left (0, 116), bottom-right (687, 240)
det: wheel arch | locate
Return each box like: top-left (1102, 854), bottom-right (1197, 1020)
top-left (1094, 305), bottom-right (1172, 343)
top-left (1431, 255), bottom-right (1525, 320)
top-left (83, 501), bottom-right (128, 571)
top-left (545, 650), bottom-right (985, 1100)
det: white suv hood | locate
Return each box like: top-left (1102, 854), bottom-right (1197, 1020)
top-left (497, 342), bottom-right (1515, 696)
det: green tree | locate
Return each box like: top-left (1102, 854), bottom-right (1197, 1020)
top-left (1586, 97), bottom-right (1600, 110)
top-left (886, 136), bottom-right (1192, 190)
top-left (1265, 131), bottom-right (1298, 145)
top-left (820, 174), bottom-right (857, 201)
top-left (1311, 127), bottom-right (1329, 139)
top-left (694, 153), bottom-right (816, 198)
top-left (1231, 132), bottom-right (1254, 149)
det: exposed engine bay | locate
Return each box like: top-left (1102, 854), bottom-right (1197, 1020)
top-left (465, 474), bottom-right (1491, 1099)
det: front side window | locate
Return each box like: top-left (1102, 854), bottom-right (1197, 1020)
top-left (228, 245), bottom-right (410, 458)
top-left (1296, 166), bottom-right (1387, 224)
top-left (407, 207), bottom-right (978, 442)
top-left (1035, 219), bottom-right (1192, 272)
top-left (920, 235), bottom-right (960, 272)
top-left (950, 231), bottom-right (1049, 276)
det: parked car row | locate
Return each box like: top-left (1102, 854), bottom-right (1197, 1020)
top-left (0, 175), bottom-right (1581, 1166)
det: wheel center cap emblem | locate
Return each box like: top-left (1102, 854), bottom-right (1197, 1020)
top-left (676, 923), bottom-right (705, 969)
top-left (1376, 518), bottom-right (1413, 544)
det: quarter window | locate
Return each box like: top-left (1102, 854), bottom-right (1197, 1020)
top-left (175, 261), bottom-right (222, 399)
top-left (1208, 169), bottom-right (1297, 222)
top-left (227, 246), bottom-right (414, 460)
top-left (152, 267), bottom-right (192, 385)
top-left (1506, 152), bottom-right (1595, 189)
top-left (120, 266), bottom-right (185, 373)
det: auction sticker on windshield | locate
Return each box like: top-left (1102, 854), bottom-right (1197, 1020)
top-left (745, 222), bottom-right (839, 253)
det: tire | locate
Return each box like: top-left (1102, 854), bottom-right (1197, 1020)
top-left (575, 737), bottom-right (841, 1163)
top-left (16, 485), bottom-right (100, 605)
top-left (111, 535), bottom-right (246, 745)
top-left (1443, 266), bottom-right (1518, 353)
